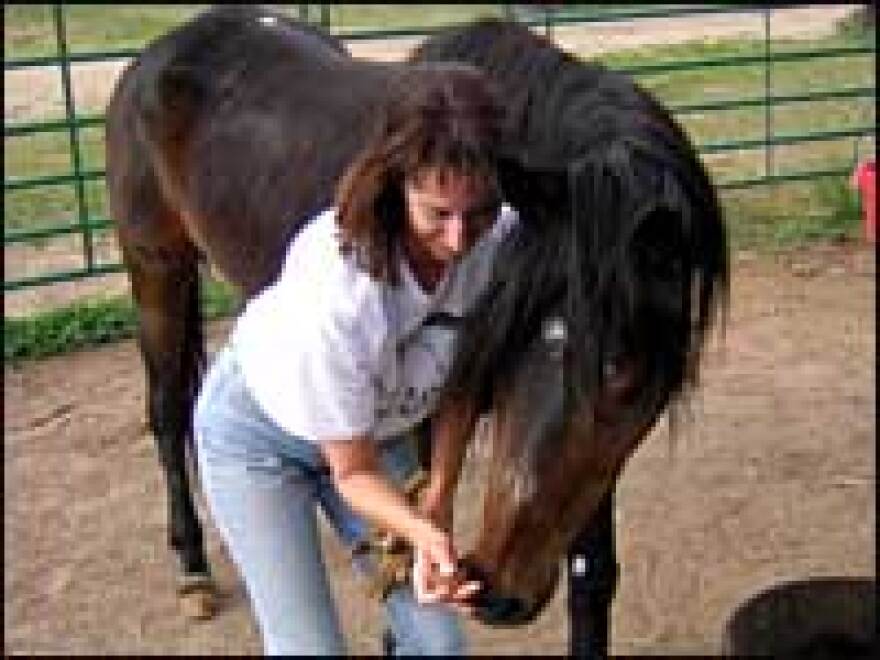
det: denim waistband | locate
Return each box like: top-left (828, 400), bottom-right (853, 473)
top-left (199, 344), bottom-right (328, 474)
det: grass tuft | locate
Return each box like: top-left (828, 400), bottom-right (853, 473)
top-left (4, 278), bottom-right (238, 362)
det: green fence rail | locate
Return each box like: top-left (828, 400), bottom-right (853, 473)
top-left (4, 3), bottom-right (876, 292)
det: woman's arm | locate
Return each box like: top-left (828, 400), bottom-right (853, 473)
top-left (320, 434), bottom-right (439, 548)
top-left (320, 433), bottom-right (481, 607)
top-left (419, 395), bottom-right (479, 531)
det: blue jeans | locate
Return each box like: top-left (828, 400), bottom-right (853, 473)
top-left (194, 346), bottom-right (464, 655)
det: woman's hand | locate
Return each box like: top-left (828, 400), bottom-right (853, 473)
top-left (410, 523), bottom-right (481, 614)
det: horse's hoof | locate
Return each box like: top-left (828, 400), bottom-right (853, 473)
top-left (177, 574), bottom-right (218, 620)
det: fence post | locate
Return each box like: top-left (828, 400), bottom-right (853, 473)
top-left (298, 4), bottom-right (309, 23)
top-left (53, 3), bottom-right (94, 272)
top-left (763, 8), bottom-right (775, 180)
top-left (320, 4), bottom-right (330, 29)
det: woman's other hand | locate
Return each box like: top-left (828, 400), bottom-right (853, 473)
top-left (411, 525), bottom-right (481, 614)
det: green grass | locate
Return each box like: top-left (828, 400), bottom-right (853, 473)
top-left (324, 4), bottom-right (510, 33)
top-left (833, 5), bottom-right (876, 42)
top-left (722, 175), bottom-right (865, 248)
top-left (4, 294), bottom-right (137, 361)
top-left (4, 277), bottom-right (239, 362)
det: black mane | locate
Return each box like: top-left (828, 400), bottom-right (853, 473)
top-left (414, 20), bottom-right (729, 418)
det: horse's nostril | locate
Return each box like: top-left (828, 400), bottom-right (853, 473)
top-left (459, 556), bottom-right (490, 586)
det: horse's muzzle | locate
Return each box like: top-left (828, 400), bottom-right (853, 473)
top-left (459, 558), bottom-right (539, 626)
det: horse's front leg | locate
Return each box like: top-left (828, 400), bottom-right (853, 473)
top-left (567, 489), bottom-right (618, 658)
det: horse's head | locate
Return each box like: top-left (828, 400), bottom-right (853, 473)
top-left (445, 116), bottom-right (729, 625)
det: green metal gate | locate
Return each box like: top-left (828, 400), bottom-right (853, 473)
top-left (4, 3), bottom-right (875, 292)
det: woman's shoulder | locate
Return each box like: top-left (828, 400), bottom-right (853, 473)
top-left (273, 207), bottom-right (387, 327)
top-left (286, 206), bottom-right (339, 258)
top-left (281, 207), bottom-right (352, 282)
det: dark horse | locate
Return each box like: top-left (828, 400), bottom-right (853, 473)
top-left (105, 6), bottom-right (727, 655)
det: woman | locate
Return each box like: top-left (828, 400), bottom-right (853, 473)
top-left (194, 64), bottom-right (518, 655)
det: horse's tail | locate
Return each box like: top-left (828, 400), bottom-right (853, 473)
top-left (183, 265), bottom-right (207, 485)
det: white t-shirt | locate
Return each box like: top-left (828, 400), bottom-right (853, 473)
top-left (231, 205), bottom-right (518, 443)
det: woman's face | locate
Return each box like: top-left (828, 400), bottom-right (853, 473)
top-left (403, 166), bottom-right (501, 288)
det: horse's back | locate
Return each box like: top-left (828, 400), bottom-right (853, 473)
top-left (106, 6), bottom-right (386, 294)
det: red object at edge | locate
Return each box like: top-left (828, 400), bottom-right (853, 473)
top-left (852, 159), bottom-right (876, 244)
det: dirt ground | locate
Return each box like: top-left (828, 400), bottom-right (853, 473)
top-left (3, 240), bottom-right (875, 655)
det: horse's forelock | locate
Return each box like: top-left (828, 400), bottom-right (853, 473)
top-left (446, 138), bottom-right (726, 422)
top-left (564, 136), bottom-right (726, 411)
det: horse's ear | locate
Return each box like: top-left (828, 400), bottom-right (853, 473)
top-left (497, 154), bottom-right (568, 213)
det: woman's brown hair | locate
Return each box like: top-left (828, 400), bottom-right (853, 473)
top-left (335, 63), bottom-right (506, 285)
